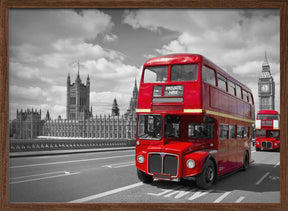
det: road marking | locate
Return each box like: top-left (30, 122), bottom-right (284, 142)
top-left (69, 182), bottom-right (143, 203)
top-left (274, 162), bottom-right (280, 168)
top-left (214, 192), bottom-right (231, 203)
top-left (9, 171), bottom-right (80, 184)
top-left (256, 172), bottom-right (270, 185)
top-left (10, 171), bottom-right (71, 180)
top-left (102, 161), bottom-right (135, 168)
top-left (251, 150), bottom-right (256, 153)
top-left (10, 154), bottom-right (134, 169)
top-left (188, 190), bottom-right (212, 201)
top-left (147, 189), bottom-right (174, 197)
top-left (235, 196), bottom-right (245, 203)
top-left (164, 187), bottom-right (194, 199)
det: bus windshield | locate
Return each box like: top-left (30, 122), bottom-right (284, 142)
top-left (171, 64), bottom-right (198, 81)
top-left (267, 130), bottom-right (280, 138)
top-left (164, 115), bottom-right (180, 138)
top-left (137, 115), bottom-right (162, 140)
top-left (256, 129), bottom-right (266, 137)
top-left (143, 66), bottom-right (168, 83)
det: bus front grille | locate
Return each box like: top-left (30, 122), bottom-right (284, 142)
top-left (148, 153), bottom-right (178, 177)
top-left (262, 141), bottom-right (272, 148)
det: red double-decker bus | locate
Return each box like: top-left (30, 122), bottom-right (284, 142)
top-left (135, 54), bottom-right (255, 189)
top-left (255, 110), bottom-right (280, 151)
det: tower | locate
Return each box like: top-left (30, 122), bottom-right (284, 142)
top-left (258, 52), bottom-right (275, 110)
top-left (125, 78), bottom-right (138, 117)
top-left (112, 98), bottom-right (120, 116)
top-left (66, 62), bottom-right (91, 120)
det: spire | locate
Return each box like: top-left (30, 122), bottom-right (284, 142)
top-left (75, 61), bottom-right (81, 83)
top-left (112, 98), bottom-right (120, 116)
top-left (67, 72), bottom-right (71, 83)
top-left (87, 74), bottom-right (90, 85)
top-left (77, 60), bottom-right (80, 76)
top-left (262, 51), bottom-right (269, 67)
top-left (260, 51), bottom-right (271, 78)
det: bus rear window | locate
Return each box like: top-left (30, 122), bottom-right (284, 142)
top-left (143, 66), bottom-right (168, 83)
top-left (171, 64), bottom-right (198, 81)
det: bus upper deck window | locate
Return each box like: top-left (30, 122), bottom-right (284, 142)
top-left (143, 66), bottom-right (168, 83)
top-left (171, 64), bottom-right (198, 82)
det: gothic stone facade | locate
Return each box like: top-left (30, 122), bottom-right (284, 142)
top-left (42, 115), bottom-right (136, 139)
top-left (66, 71), bottom-right (92, 120)
top-left (15, 109), bottom-right (43, 139)
top-left (14, 74), bottom-right (138, 139)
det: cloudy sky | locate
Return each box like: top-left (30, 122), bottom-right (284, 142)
top-left (9, 9), bottom-right (280, 120)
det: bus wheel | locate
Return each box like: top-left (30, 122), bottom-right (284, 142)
top-left (196, 159), bottom-right (215, 189)
top-left (243, 152), bottom-right (249, 171)
top-left (255, 147), bottom-right (260, 151)
top-left (137, 169), bottom-right (153, 183)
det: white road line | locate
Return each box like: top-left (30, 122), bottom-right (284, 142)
top-left (10, 171), bottom-right (70, 180)
top-left (102, 161), bottom-right (135, 168)
top-left (256, 172), bottom-right (270, 185)
top-left (251, 150), bottom-right (256, 153)
top-left (235, 196), bottom-right (245, 203)
top-left (188, 190), bottom-right (212, 201)
top-left (274, 162), bottom-right (280, 168)
top-left (69, 182), bottom-right (143, 203)
top-left (213, 192), bottom-right (231, 203)
top-left (10, 154), bottom-right (134, 169)
top-left (113, 163), bottom-right (135, 168)
top-left (9, 172), bottom-right (80, 184)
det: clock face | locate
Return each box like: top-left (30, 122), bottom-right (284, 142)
top-left (261, 84), bottom-right (269, 92)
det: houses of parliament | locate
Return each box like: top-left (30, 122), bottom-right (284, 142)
top-left (12, 70), bottom-right (138, 139)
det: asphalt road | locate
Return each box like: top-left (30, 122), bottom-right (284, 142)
top-left (9, 146), bottom-right (280, 203)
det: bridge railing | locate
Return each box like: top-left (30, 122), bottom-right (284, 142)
top-left (9, 138), bottom-right (135, 152)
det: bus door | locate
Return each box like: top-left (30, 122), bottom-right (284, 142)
top-left (218, 124), bottom-right (232, 174)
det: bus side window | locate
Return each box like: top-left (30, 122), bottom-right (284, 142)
top-left (243, 126), bottom-right (249, 138)
top-left (228, 81), bottom-right (236, 96)
top-left (236, 85), bottom-right (242, 99)
top-left (243, 90), bottom-right (249, 102)
top-left (217, 73), bottom-right (227, 92)
top-left (229, 125), bottom-right (236, 139)
top-left (219, 124), bottom-right (228, 139)
top-left (248, 93), bottom-right (254, 104)
top-left (202, 66), bottom-right (216, 86)
top-left (237, 126), bottom-right (244, 138)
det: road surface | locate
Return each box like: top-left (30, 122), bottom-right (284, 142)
top-left (9, 147), bottom-right (280, 203)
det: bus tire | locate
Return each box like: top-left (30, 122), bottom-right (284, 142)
top-left (255, 147), bottom-right (260, 151)
top-left (242, 151), bottom-right (249, 171)
top-left (196, 159), bottom-right (215, 189)
top-left (137, 169), bottom-right (153, 183)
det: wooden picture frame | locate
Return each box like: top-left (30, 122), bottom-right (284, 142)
top-left (1, 0), bottom-right (287, 210)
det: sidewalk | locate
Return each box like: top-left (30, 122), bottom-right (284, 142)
top-left (9, 146), bottom-right (135, 158)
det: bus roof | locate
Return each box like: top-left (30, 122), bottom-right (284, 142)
top-left (257, 110), bottom-right (279, 115)
top-left (143, 53), bottom-right (251, 93)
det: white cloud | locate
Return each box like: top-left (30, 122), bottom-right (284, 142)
top-left (104, 33), bottom-right (118, 42)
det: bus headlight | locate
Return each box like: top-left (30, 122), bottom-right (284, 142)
top-left (256, 141), bottom-right (259, 145)
top-left (137, 155), bottom-right (145, 164)
top-left (275, 143), bottom-right (278, 146)
top-left (186, 159), bottom-right (195, 169)
top-left (136, 141), bottom-right (140, 146)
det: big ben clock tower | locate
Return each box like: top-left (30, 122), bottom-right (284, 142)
top-left (258, 52), bottom-right (275, 110)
